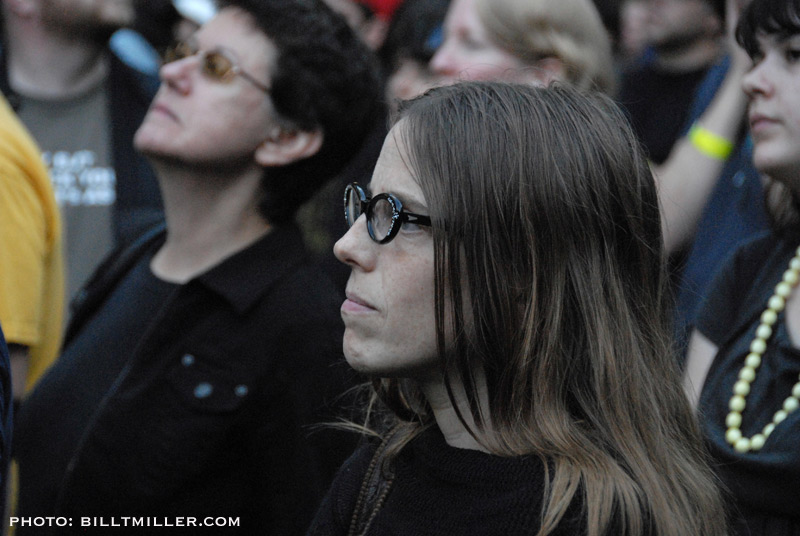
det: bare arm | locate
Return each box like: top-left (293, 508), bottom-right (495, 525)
top-left (657, 0), bottom-right (751, 253)
top-left (683, 329), bottom-right (719, 409)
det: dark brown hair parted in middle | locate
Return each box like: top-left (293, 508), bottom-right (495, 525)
top-left (366, 81), bottom-right (728, 536)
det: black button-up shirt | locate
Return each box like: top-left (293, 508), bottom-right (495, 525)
top-left (17, 223), bottom-right (357, 534)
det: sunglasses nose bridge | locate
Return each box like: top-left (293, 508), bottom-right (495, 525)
top-left (164, 41), bottom-right (197, 64)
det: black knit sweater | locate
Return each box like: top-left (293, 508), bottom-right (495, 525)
top-left (307, 426), bottom-right (592, 535)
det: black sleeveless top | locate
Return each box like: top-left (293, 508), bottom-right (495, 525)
top-left (696, 232), bottom-right (800, 535)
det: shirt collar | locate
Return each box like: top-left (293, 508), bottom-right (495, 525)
top-left (192, 223), bottom-right (310, 315)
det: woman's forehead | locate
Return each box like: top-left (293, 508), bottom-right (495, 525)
top-left (368, 129), bottom-right (428, 210)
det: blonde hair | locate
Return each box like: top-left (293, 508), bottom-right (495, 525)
top-left (475, 0), bottom-right (616, 94)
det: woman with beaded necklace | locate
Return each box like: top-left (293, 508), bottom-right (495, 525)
top-left (683, 0), bottom-right (800, 533)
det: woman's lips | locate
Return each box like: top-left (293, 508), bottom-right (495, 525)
top-left (341, 292), bottom-right (375, 313)
top-left (149, 102), bottom-right (179, 122)
top-left (749, 113), bottom-right (777, 136)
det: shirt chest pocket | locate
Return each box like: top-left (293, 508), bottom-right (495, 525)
top-left (165, 351), bottom-right (252, 414)
top-left (61, 349), bottom-right (262, 505)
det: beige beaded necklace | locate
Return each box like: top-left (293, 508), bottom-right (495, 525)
top-left (725, 245), bottom-right (800, 454)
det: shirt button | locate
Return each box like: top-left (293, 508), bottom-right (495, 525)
top-left (182, 354), bottom-right (195, 366)
top-left (194, 382), bottom-right (213, 399)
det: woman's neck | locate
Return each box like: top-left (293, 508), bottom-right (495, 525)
top-left (150, 164), bottom-right (271, 283)
top-left (421, 373), bottom-right (492, 453)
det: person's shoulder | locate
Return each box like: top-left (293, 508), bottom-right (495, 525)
top-left (263, 229), bottom-right (344, 317)
top-left (726, 230), bottom-right (784, 279)
top-left (694, 230), bottom-right (782, 343)
top-left (65, 224), bottom-right (166, 340)
top-left (0, 95), bottom-right (45, 164)
top-left (207, 223), bottom-right (342, 311)
top-left (306, 437), bottom-right (377, 535)
top-left (333, 439), bottom-right (377, 487)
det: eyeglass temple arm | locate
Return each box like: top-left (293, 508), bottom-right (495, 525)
top-left (403, 213), bottom-right (432, 226)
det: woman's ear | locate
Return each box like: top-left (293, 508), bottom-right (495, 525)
top-left (255, 128), bottom-right (324, 167)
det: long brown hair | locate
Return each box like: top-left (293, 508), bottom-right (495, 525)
top-left (367, 81), bottom-right (727, 535)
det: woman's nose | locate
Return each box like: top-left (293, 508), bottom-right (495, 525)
top-left (159, 54), bottom-right (198, 93)
top-left (429, 40), bottom-right (458, 77)
top-left (742, 58), bottom-right (774, 99)
top-left (334, 214), bottom-right (376, 270)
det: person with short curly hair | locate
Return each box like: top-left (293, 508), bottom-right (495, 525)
top-left (14, 1), bottom-right (383, 533)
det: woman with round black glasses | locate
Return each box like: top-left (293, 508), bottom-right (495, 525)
top-left (308, 81), bottom-right (728, 536)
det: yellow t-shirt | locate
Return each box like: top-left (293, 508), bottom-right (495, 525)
top-left (0, 94), bottom-right (64, 391)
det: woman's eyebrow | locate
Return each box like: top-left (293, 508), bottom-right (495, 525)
top-left (401, 197), bottom-right (429, 213)
top-left (394, 192), bottom-right (429, 213)
top-left (365, 183), bottom-right (429, 212)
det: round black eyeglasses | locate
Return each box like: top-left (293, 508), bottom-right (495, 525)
top-left (344, 183), bottom-right (432, 244)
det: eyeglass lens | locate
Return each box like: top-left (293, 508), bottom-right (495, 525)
top-left (345, 186), bottom-right (362, 228)
top-left (370, 198), bottom-right (394, 240)
top-left (345, 185), bottom-right (396, 242)
top-left (202, 51), bottom-right (235, 81)
top-left (164, 42), bottom-right (235, 82)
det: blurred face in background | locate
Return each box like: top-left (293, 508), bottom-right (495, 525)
top-left (39, 0), bottom-right (135, 39)
top-left (134, 7), bottom-right (278, 168)
top-left (430, 0), bottom-right (529, 82)
top-left (322, 0), bottom-right (388, 50)
top-left (387, 58), bottom-right (442, 108)
top-left (742, 32), bottom-right (800, 189)
top-left (643, 0), bottom-right (720, 52)
top-left (620, 0), bottom-right (651, 62)
top-left (383, 0), bottom-right (450, 108)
